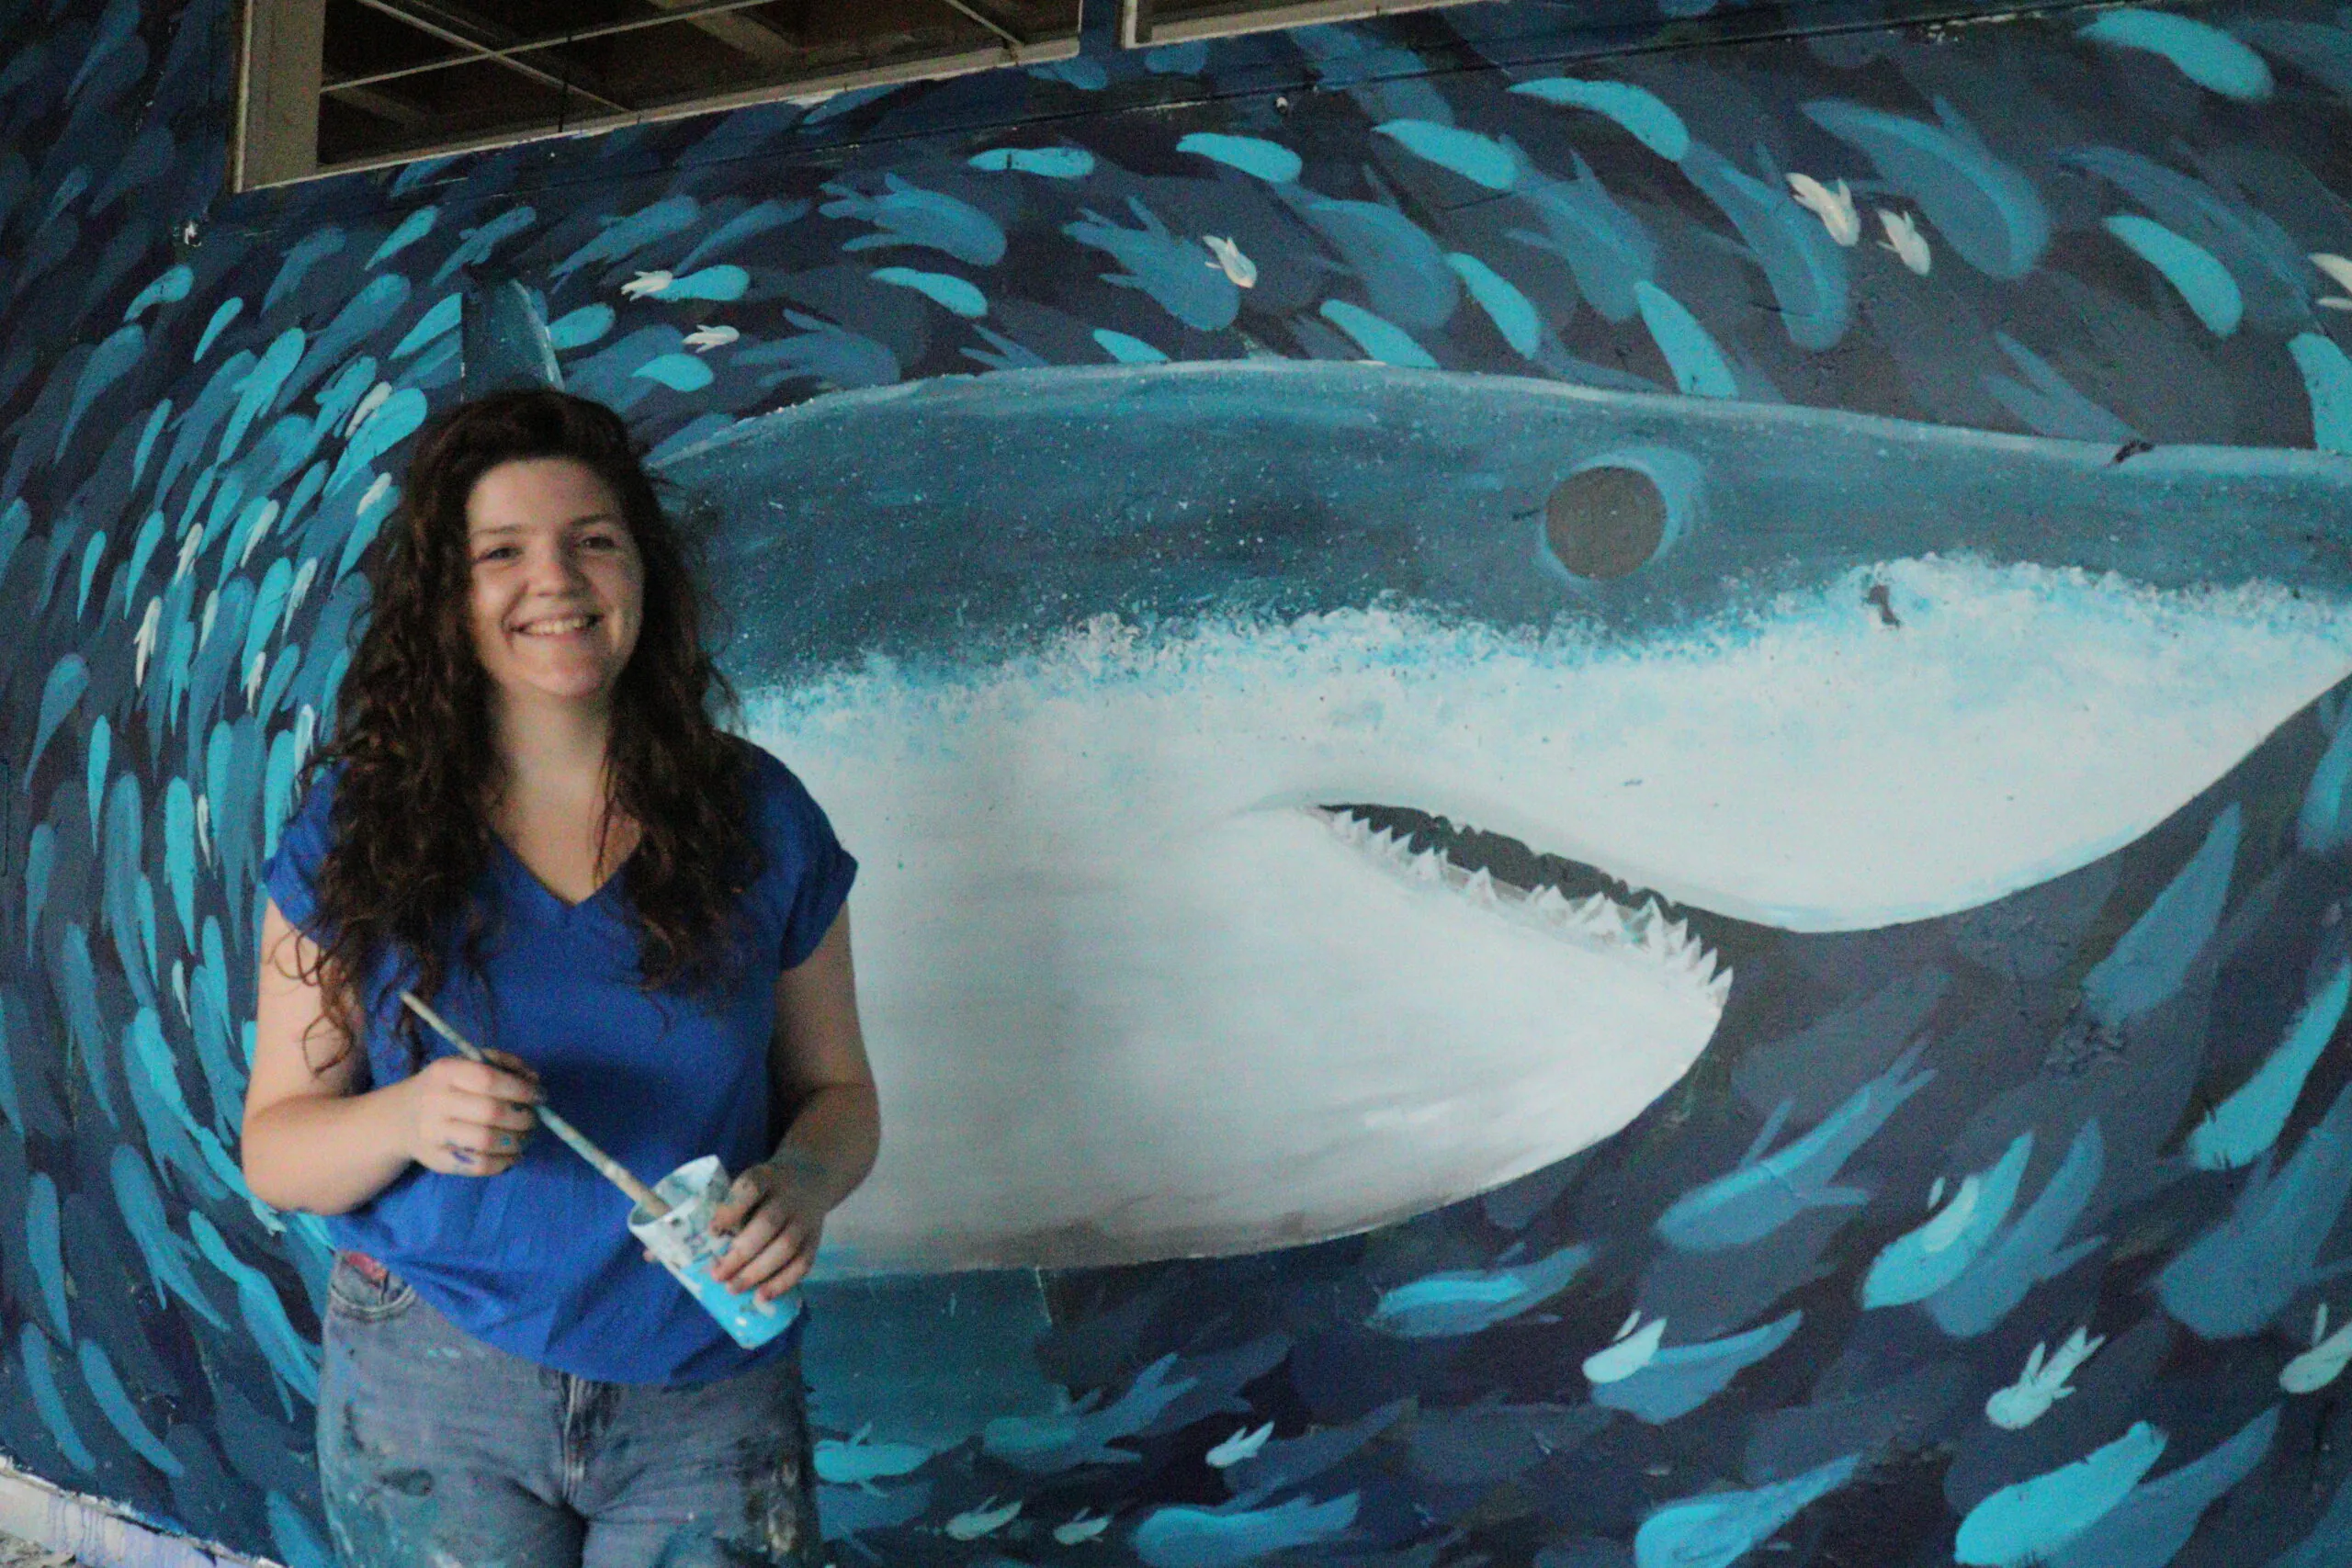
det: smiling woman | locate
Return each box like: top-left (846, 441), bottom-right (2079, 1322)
top-left (236, 389), bottom-right (879, 1568)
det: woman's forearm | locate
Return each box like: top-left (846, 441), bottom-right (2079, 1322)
top-left (241, 1082), bottom-right (418, 1217)
top-left (766, 1084), bottom-right (880, 1212)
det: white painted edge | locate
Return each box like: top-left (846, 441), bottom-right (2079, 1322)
top-left (0, 1461), bottom-right (277, 1568)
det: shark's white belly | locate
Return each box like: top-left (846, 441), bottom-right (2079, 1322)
top-left (748, 557), bottom-right (2352, 1275)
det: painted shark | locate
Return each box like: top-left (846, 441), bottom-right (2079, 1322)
top-left (474, 297), bottom-right (2352, 1277)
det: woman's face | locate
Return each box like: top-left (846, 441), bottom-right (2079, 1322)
top-left (464, 457), bottom-right (645, 711)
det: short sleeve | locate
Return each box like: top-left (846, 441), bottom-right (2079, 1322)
top-left (263, 761), bottom-right (344, 944)
top-left (756, 750), bottom-right (857, 970)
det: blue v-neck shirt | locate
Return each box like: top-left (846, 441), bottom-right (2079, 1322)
top-left (263, 739), bottom-right (856, 1385)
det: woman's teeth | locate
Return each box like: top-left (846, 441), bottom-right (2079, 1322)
top-left (520, 614), bottom-right (598, 637)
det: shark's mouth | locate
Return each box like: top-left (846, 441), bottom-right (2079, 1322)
top-left (1316, 803), bottom-right (1736, 1009)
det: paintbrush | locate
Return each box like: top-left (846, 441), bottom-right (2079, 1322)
top-left (398, 988), bottom-right (671, 1218)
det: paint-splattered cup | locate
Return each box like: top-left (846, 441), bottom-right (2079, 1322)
top-left (627, 1156), bottom-right (802, 1348)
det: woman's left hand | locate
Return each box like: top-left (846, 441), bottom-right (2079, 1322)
top-left (705, 1158), bottom-right (829, 1303)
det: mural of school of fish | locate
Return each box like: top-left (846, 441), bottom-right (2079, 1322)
top-left (5, 0), bottom-right (2352, 1564)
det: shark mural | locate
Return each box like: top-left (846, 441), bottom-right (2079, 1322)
top-left (5, 1), bottom-right (2352, 1566)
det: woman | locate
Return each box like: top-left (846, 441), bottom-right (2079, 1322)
top-left (241, 389), bottom-right (877, 1568)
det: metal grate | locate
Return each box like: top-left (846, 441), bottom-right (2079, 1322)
top-left (237, 0), bottom-right (1084, 186)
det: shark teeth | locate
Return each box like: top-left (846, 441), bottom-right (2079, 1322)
top-left (1317, 808), bottom-right (1733, 1010)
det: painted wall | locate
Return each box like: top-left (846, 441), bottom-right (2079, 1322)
top-left (6, 0), bottom-right (2352, 1563)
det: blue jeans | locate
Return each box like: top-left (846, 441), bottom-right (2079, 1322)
top-left (316, 1254), bottom-right (822, 1567)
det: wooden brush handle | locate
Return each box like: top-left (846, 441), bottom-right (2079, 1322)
top-left (397, 989), bottom-right (670, 1218)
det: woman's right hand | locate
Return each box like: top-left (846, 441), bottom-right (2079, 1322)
top-left (398, 1051), bottom-right (541, 1177)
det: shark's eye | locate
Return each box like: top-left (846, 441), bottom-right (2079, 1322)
top-left (1544, 466), bottom-right (1666, 580)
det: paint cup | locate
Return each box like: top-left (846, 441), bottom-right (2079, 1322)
top-left (627, 1155), bottom-right (802, 1348)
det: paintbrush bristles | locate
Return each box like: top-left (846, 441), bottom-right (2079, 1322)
top-left (397, 988), bottom-right (670, 1218)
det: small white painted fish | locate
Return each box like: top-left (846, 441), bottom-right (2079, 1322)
top-left (944, 1496), bottom-right (1022, 1540)
top-left (346, 380), bottom-right (392, 435)
top-left (2282, 1303), bottom-right (2352, 1394)
top-left (1984, 1325), bottom-right (2105, 1429)
top-left (1583, 1311), bottom-right (1668, 1384)
top-left (132, 596), bottom-right (160, 689)
top-left (1878, 209), bottom-right (1932, 276)
top-left (1203, 234), bottom-right (1259, 288)
top-left (1786, 173), bottom-right (1860, 246)
top-left (2312, 253), bottom-right (2352, 312)
top-left (684, 323), bottom-right (740, 353)
top-left (1054, 1509), bottom-right (1112, 1545)
top-left (1915, 1172), bottom-right (1983, 1254)
top-left (621, 269), bottom-right (674, 299)
top-left (1205, 1421), bottom-right (1275, 1467)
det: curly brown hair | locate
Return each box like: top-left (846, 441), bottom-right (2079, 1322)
top-left (290, 389), bottom-right (763, 1074)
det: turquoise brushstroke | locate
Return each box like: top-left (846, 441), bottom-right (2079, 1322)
top-left (650, 264), bottom-right (751, 301)
top-left (260, 226), bottom-right (345, 314)
top-left (367, 205), bottom-right (435, 267)
top-left (1510, 77), bottom-right (1690, 160)
top-left (122, 263), bottom-right (191, 321)
top-left (824, 175), bottom-right (1006, 266)
top-left (1659, 1046), bottom-right (1934, 1251)
top-left (1093, 329), bottom-right (1168, 365)
top-left (968, 145), bottom-right (1095, 178)
top-left (677, 197), bottom-right (806, 270)
top-left (1299, 196), bottom-right (1457, 329)
top-left (1513, 153), bottom-right (1656, 322)
top-left (1375, 119), bottom-right (1515, 190)
top-left (20, 1325), bottom-right (95, 1472)
top-left (1956, 1422), bottom-right (2166, 1566)
top-left (79, 1339), bottom-right (182, 1474)
top-left (30, 654), bottom-right (89, 779)
top-left (2157, 1076), bottom-right (2352, 1338)
top-left (1068, 200), bottom-right (1237, 331)
top-left (110, 1146), bottom-right (227, 1330)
top-left (58, 322), bottom-right (142, 456)
top-left (326, 388), bottom-right (426, 496)
top-left (1593, 1311), bottom-right (1803, 1423)
top-left (431, 206), bottom-right (536, 286)
top-left (553, 193), bottom-right (698, 276)
top-left (1635, 280), bottom-right (1737, 397)
top-left (189, 1211), bottom-right (320, 1407)
top-left (1862, 1131), bottom-right (2033, 1307)
top-left (2301, 705), bottom-right (2352, 852)
top-left (983, 1353), bottom-right (1195, 1471)
top-left (2103, 215), bottom-right (2242, 336)
top-left (1927, 1120), bottom-right (2107, 1339)
top-left (2188, 959), bottom-right (2350, 1171)
top-left (1635, 1454), bottom-right (1860, 1568)
top-left (632, 353), bottom-right (716, 392)
top-left (220, 327), bottom-right (305, 461)
top-left (131, 402), bottom-right (169, 484)
top-left (2290, 333), bottom-right (2352, 455)
top-left (2049, 1406), bottom-right (2275, 1568)
top-left (871, 266), bottom-right (989, 319)
top-left (2080, 10), bottom-right (2273, 101)
top-left (1318, 299), bottom-right (1439, 368)
top-left (84, 716), bottom-right (107, 845)
top-left (1367, 1241), bottom-right (1592, 1337)
top-left (1446, 254), bottom-right (1542, 357)
top-left (548, 304), bottom-right (616, 350)
top-left (2081, 805), bottom-right (2240, 1029)
top-left (27, 1173), bottom-right (68, 1339)
top-left (390, 294), bottom-right (461, 359)
top-left (1176, 132), bottom-right (1302, 184)
top-left (1804, 97), bottom-right (2050, 278)
top-left (1134, 1492), bottom-right (1360, 1568)
top-left (1679, 144), bottom-right (1851, 352)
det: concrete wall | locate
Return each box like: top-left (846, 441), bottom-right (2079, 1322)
top-left (4, 1), bottom-right (2352, 1563)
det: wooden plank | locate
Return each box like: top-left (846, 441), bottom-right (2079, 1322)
top-left (234, 0), bottom-right (324, 189)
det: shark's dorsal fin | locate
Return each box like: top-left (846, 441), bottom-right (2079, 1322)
top-left (462, 273), bottom-right (562, 397)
